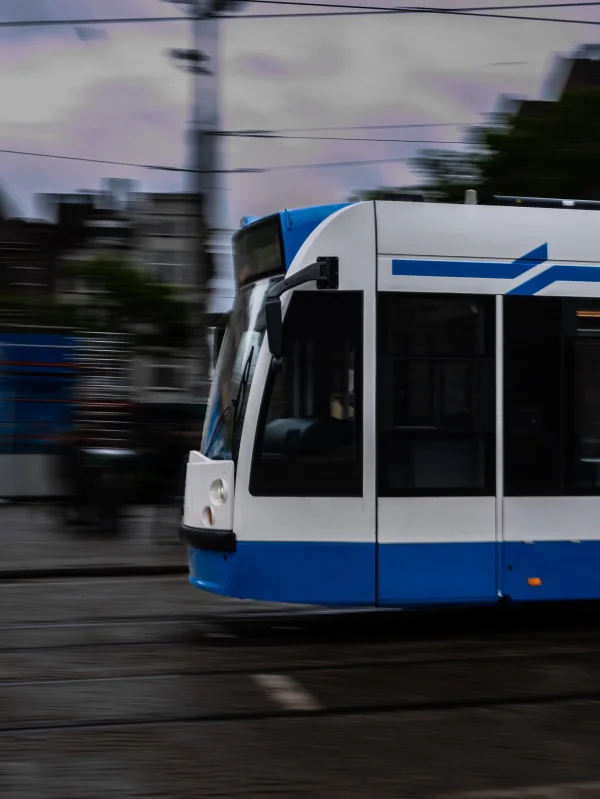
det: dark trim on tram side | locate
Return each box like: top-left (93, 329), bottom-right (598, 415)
top-left (179, 524), bottom-right (237, 553)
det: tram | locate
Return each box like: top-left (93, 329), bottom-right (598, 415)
top-left (181, 193), bottom-right (600, 607)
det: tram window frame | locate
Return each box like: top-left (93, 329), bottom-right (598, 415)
top-left (377, 292), bottom-right (496, 497)
top-left (504, 295), bottom-right (600, 497)
top-left (249, 290), bottom-right (363, 498)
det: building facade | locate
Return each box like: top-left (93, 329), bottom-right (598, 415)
top-left (0, 218), bottom-right (57, 299)
top-left (132, 190), bottom-right (234, 403)
top-left (36, 181), bottom-right (235, 406)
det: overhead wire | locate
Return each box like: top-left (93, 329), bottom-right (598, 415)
top-left (218, 0), bottom-right (600, 24)
top-left (227, 0), bottom-right (600, 17)
top-left (215, 132), bottom-right (463, 142)
top-left (250, 123), bottom-right (470, 131)
top-left (0, 146), bottom-right (415, 173)
top-left (0, 2), bottom-right (560, 177)
top-left (2, 1), bottom-right (600, 26)
top-left (247, 0), bottom-right (600, 6)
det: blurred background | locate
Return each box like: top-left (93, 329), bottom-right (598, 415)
top-left (0, 0), bottom-right (598, 541)
top-left (2, 1), bottom-right (600, 514)
top-left (3, 2), bottom-right (600, 797)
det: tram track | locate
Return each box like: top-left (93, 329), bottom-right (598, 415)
top-left (6, 582), bottom-right (600, 745)
top-left (3, 686), bottom-right (600, 737)
top-left (4, 635), bottom-right (600, 684)
top-left (0, 563), bottom-right (188, 581)
top-left (0, 613), bottom-right (204, 652)
top-left (4, 632), bottom-right (600, 734)
top-left (0, 612), bottom-right (202, 630)
top-left (2, 618), bottom-right (600, 657)
top-left (4, 599), bottom-right (600, 653)
top-left (4, 602), bottom-right (600, 796)
top-left (4, 597), bottom-right (600, 635)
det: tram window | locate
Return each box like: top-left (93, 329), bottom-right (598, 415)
top-left (564, 300), bottom-right (600, 494)
top-left (503, 297), bottom-right (600, 496)
top-left (386, 296), bottom-right (488, 357)
top-left (504, 296), bottom-right (562, 496)
top-left (250, 291), bottom-right (363, 497)
top-left (378, 293), bottom-right (495, 496)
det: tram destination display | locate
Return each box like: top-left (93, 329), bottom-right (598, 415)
top-left (233, 215), bottom-right (285, 289)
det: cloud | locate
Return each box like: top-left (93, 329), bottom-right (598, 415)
top-left (222, 7), bottom-right (600, 223)
top-left (237, 54), bottom-right (291, 79)
top-left (0, 1), bottom-right (189, 124)
top-left (0, 0), bottom-right (191, 213)
top-left (0, 0), bottom-right (186, 42)
top-left (1, 0), bottom-right (600, 227)
top-left (0, 75), bottom-right (188, 216)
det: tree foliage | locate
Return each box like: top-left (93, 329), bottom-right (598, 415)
top-left (62, 254), bottom-right (191, 348)
top-left (0, 254), bottom-right (190, 350)
top-left (0, 292), bottom-right (79, 330)
top-left (353, 89), bottom-right (600, 203)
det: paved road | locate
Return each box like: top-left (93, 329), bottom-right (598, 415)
top-left (0, 505), bottom-right (185, 575)
top-left (2, 575), bottom-right (600, 798)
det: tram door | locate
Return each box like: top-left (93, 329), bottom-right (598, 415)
top-left (503, 296), bottom-right (600, 602)
top-left (376, 292), bottom-right (499, 606)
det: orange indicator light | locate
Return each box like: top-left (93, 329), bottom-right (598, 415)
top-left (528, 577), bottom-right (542, 586)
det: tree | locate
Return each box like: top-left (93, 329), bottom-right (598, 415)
top-left (59, 253), bottom-right (191, 350)
top-left (0, 254), bottom-right (190, 352)
top-left (0, 291), bottom-right (80, 330)
top-left (353, 89), bottom-right (600, 203)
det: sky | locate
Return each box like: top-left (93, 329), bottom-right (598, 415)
top-left (0, 0), bottom-right (599, 228)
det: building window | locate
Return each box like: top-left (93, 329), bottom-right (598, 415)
top-left (157, 263), bottom-right (173, 284)
top-left (152, 364), bottom-right (184, 390)
top-left (154, 220), bottom-right (178, 237)
top-left (250, 291), bottom-right (363, 497)
top-left (150, 252), bottom-right (182, 284)
top-left (377, 293), bottom-right (495, 496)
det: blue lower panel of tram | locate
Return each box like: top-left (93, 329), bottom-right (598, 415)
top-left (503, 541), bottom-right (600, 602)
top-left (188, 540), bottom-right (600, 607)
top-left (377, 542), bottom-right (497, 606)
top-left (188, 540), bottom-right (495, 607)
top-left (188, 542), bottom-right (376, 606)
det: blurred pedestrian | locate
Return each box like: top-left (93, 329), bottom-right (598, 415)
top-left (148, 423), bottom-right (180, 544)
top-left (57, 430), bottom-right (90, 527)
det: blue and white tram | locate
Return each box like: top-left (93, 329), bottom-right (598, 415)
top-left (181, 193), bottom-right (600, 607)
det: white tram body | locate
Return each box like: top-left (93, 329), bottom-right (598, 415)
top-left (181, 195), bottom-right (600, 607)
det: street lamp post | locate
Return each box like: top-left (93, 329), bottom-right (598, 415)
top-left (165, 0), bottom-right (245, 397)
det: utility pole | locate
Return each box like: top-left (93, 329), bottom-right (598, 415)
top-left (166, 0), bottom-right (244, 397)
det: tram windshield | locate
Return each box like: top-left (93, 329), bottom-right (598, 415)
top-left (201, 216), bottom-right (286, 461)
top-left (201, 282), bottom-right (269, 460)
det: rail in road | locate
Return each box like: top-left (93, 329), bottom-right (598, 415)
top-left (2, 576), bottom-right (600, 797)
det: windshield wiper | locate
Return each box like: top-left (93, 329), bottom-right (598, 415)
top-left (205, 346), bottom-right (255, 458)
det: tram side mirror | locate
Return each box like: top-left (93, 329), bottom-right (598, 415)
top-left (265, 256), bottom-right (339, 364)
top-left (265, 296), bottom-right (283, 361)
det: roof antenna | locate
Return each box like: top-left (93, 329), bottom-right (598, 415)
top-left (465, 189), bottom-right (478, 205)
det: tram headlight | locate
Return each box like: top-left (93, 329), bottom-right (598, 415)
top-left (209, 478), bottom-right (228, 506)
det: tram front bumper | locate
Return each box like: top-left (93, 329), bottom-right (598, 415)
top-left (179, 524), bottom-right (237, 553)
top-left (180, 524), bottom-right (236, 597)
